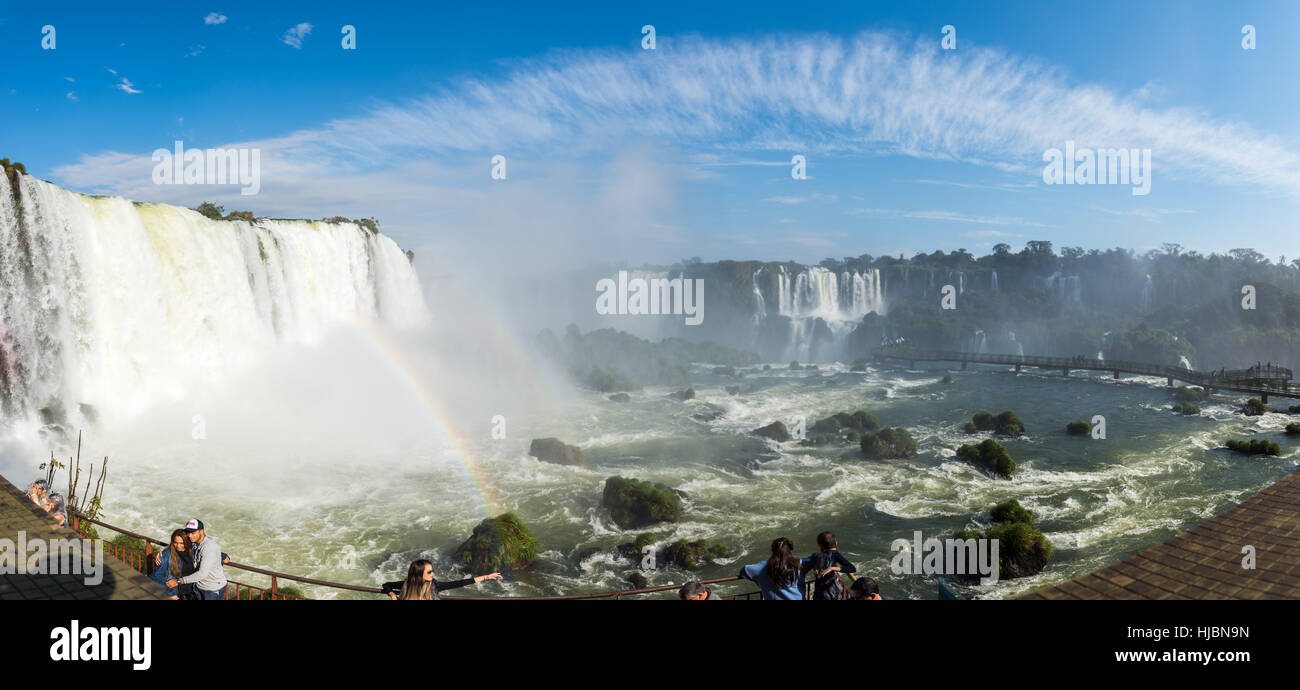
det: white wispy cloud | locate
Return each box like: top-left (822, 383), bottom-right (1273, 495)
top-left (282, 23), bottom-right (312, 49)
top-left (66, 91), bottom-right (78, 101)
top-left (187, 45), bottom-right (205, 58)
top-left (761, 192), bottom-right (837, 204)
top-left (850, 208), bottom-right (1046, 227)
top-left (204, 12), bottom-right (227, 25)
top-left (1093, 206), bottom-right (1196, 223)
top-left (114, 77), bottom-right (141, 94)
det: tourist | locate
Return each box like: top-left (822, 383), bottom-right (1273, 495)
top-left (848, 576), bottom-right (883, 600)
top-left (164, 519), bottom-right (227, 600)
top-left (381, 559), bottom-right (502, 600)
top-left (43, 492), bottom-right (66, 528)
top-left (807, 531), bottom-right (856, 600)
top-left (25, 478), bottom-right (49, 507)
top-left (737, 537), bottom-right (808, 600)
top-left (151, 529), bottom-right (197, 600)
top-left (678, 580), bottom-right (721, 600)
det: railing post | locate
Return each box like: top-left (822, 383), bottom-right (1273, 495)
top-left (271, 575), bottom-right (279, 600)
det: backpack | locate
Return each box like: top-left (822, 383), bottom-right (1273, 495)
top-left (810, 553), bottom-right (846, 600)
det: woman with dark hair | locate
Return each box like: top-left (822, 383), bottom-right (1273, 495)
top-left (738, 537), bottom-right (809, 600)
top-left (381, 559), bottom-right (502, 600)
top-left (43, 493), bottom-right (67, 528)
top-left (151, 529), bottom-right (197, 600)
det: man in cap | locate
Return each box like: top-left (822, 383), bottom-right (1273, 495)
top-left (165, 519), bottom-right (228, 600)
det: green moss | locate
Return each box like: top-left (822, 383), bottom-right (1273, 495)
top-left (1286, 423), bottom-right (1300, 436)
top-left (985, 520), bottom-right (1053, 578)
top-left (1239, 398), bottom-right (1268, 416)
top-left (451, 513), bottom-right (539, 575)
top-left (957, 438), bottom-right (1017, 478)
top-left (662, 539), bottom-right (728, 570)
top-left (1224, 439), bottom-right (1280, 456)
top-left (972, 411), bottom-right (993, 430)
top-left (602, 476), bottom-right (682, 529)
top-left (811, 410), bottom-right (879, 434)
top-left (859, 427), bottom-right (917, 459)
top-left (1171, 402), bottom-right (1201, 415)
top-left (1065, 420), bottom-right (1090, 436)
top-left (750, 421), bottom-right (791, 442)
top-left (963, 421), bottom-right (977, 434)
top-left (992, 411), bottom-right (1025, 436)
top-left (990, 499), bottom-right (1034, 525)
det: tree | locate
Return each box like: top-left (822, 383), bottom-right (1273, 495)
top-left (194, 202), bottom-right (224, 220)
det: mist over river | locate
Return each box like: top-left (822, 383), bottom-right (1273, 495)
top-left (40, 356), bottom-right (1297, 600)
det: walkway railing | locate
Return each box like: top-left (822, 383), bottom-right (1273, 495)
top-left (71, 513), bottom-right (764, 600)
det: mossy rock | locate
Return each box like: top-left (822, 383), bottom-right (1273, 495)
top-left (626, 572), bottom-right (649, 589)
top-left (1239, 398), bottom-right (1267, 416)
top-left (957, 439), bottom-right (1017, 478)
top-left (1171, 402), bottom-right (1201, 415)
top-left (846, 431), bottom-right (859, 443)
top-left (850, 359), bottom-right (868, 373)
top-left (452, 513), bottom-right (539, 575)
top-left (668, 388), bottom-right (696, 401)
top-left (602, 476), bottom-right (682, 529)
top-left (811, 410), bottom-right (879, 434)
top-left (940, 374), bottom-right (954, 384)
top-left (990, 499), bottom-right (1035, 526)
top-left (962, 421), bottom-right (978, 434)
top-left (860, 427), bottom-right (917, 459)
top-left (661, 539), bottom-right (729, 570)
top-left (1224, 439), bottom-right (1280, 456)
top-left (1286, 423), bottom-right (1300, 436)
top-left (986, 521), bottom-right (1053, 578)
top-left (992, 411), bottom-right (1025, 436)
top-left (971, 411), bottom-right (993, 431)
top-left (1065, 420), bottom-right (1090, 436)
top-left (608, 393), bottom-right (631, 403)
top-left (750, 421), bottom-right (792, 442)
top-left (528, 437), bottom-right (585, 466)
top-left (1174, 386), bottom-right (1208, 403)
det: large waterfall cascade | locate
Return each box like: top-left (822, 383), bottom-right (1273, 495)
top-left (0, 173), bottom-right (429, 429)
top-left (765, 265), bottom-right (884, 360)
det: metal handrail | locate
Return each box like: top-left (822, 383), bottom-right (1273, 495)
top-left (71, 513), bottom-right (765, 600)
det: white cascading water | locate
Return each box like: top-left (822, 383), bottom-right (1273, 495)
top-left (772, 266), bottom-right (883, 360)
top-left (0, 173), bottom-right (428, 430)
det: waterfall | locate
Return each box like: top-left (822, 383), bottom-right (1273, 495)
top-left (768, 265), bottom-right (883, 361)
top-left (1179, 356), bottom-right (1192, 370)
top-left (0, 173), bottom-right (428, 428)
top-left (1044, 272), bottom-right (1082, 306)
top-left (1096, 351), bottom-right (1104, 361)
top-left (990, 271), bottom-right (999, 291)
top-left (1140, 274), bottom-right (1153, 310)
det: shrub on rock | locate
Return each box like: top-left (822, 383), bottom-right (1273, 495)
top-left (603, 476), bottom-right (682, 528)
top-left (1171, 402), bottom-right (1200, 415)
top-left (1065, 420), bottom-right (1090, 436)
top-left (860, 427), bottom-right (917, 459)
top-left (957, 439), bottom-right (1016, 478)
top-left (662, 539), bottom-right (729, 570)
top-left (1286, 423), bottom-right (1300, 436)
top-left (1224, 439), bottom-right (1280, 456)
top-left (1239, 398), bottom-right (1267, 416)
top-left (452, 513), bottom-right (539, 575)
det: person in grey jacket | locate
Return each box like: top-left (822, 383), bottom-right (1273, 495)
top-left (165, 519), bottom-right (228, 600)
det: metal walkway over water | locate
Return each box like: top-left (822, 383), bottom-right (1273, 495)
top-left (873, 347), bottom-right (1297, 402)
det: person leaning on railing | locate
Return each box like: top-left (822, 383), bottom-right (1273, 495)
top-left (381, 559), bottom-right (502, 600)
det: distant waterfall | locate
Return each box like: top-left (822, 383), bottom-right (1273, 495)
top-left (771, 266), bottom-right (883, 360)
top-left (990, 271), bottom-right (999, 291)
top-left (1140, 274), bottom-right (1153, 310)
top-left (0, 173), bottom-right (428, 428)
top-left (1045, 272), bottom-right (1082, 306)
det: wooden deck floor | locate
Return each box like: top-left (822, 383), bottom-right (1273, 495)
top-left (1023, 468), bottom-right (1300, 599)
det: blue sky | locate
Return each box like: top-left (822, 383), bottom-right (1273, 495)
top-left (4, 1), bottom-right (1300, 270)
